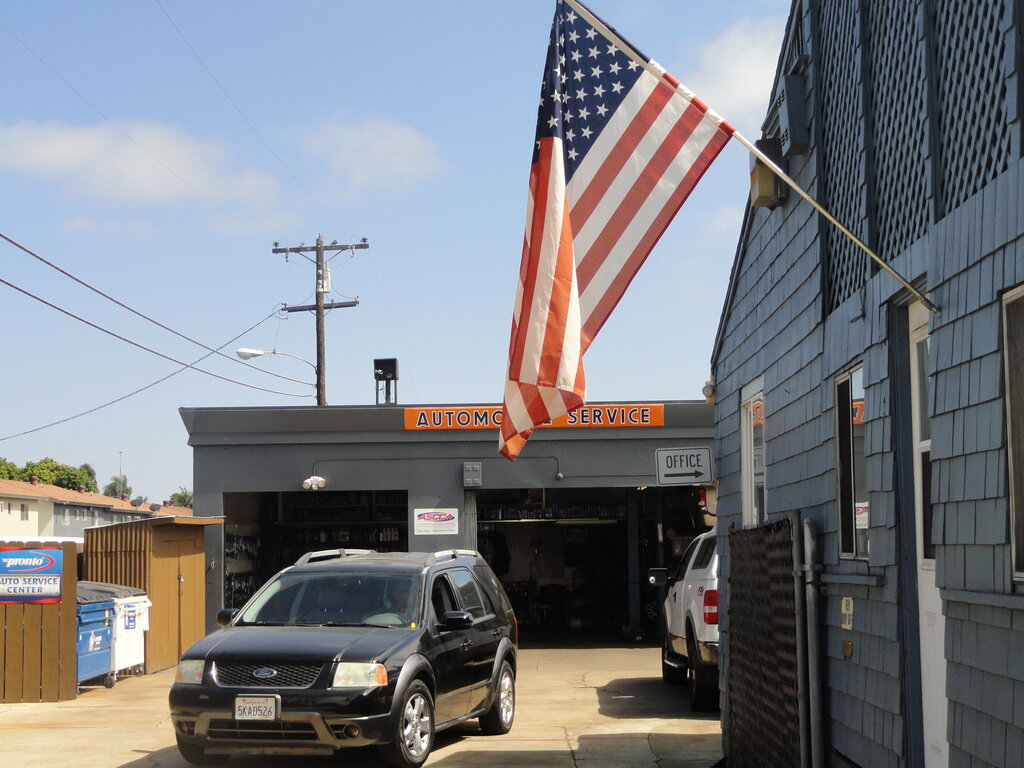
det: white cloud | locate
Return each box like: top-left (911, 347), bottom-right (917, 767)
top-left (0, 120), bottom-right (278, 206)
top-left (300, 118), bottom-right (441, 198)
top-left (684, 16), bottom-right (788, 136)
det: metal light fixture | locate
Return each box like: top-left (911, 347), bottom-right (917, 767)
top-left (302, 475), bottom-right (327, 490)
top-left (702, 378), bottom-right (716, 404)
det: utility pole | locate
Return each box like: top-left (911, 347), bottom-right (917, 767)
top-left (272, 235), bottom-right (368, 406)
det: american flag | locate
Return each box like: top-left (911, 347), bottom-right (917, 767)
top-left (499, 0), bottom-right (734, 460)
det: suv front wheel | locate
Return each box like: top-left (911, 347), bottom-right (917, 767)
top-left (380, 680), bottom-right (435, 767)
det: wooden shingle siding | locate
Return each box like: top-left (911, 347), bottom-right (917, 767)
top-left (712, 0), bottom-right (1024, 764)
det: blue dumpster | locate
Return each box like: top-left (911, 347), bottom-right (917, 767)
top-left (76, 584), bottom-right (116, 687)
top-left (77, 581), bottom-right (149, 681)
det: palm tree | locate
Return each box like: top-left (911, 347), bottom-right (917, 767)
top-left (103, 474), bottom-right (131, 498)
top-left (169, 487), bottom-right (194, 508)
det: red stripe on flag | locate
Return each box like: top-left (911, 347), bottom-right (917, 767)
top-left (508, 141), bottom-right (557, 383)
top-left (536, 195), bottom-right (577, 387)
top-left (569, 81), bottom-right (675, 237)
top-left (576, 100), bottom-right (708, 299)
top-left (581, 125), bottom-right (732, 344)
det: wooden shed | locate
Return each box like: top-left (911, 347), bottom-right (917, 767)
top-left (83, 517), bottom-right (222, 673)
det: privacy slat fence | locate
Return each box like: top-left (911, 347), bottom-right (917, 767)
top-left (727, 518), bottom-right (801, 767)
top-left (0, 541), bottom-right (78, 702)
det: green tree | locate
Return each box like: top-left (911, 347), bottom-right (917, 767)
top-left (80, 463), bottom-right (98, 489)
top-left (0, 457), bottom-right (18, 479)
top-left (169, 487), bottom-right (194, 508)
top-left (17, 458), bottom-right (96, 491)
top-left (103, 475), bottom-right (132, 498)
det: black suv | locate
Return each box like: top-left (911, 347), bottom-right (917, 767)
top-left (169, 549), bottom-right (518, 766)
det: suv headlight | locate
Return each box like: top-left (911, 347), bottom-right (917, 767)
top-left (331, 662), bottom-right (388, 688)
top-left (175, 659), bottom-right (205, 685)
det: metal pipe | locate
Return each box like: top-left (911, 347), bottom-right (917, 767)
top-left (791, 510), bottom-right (810, 768)
top-left (803, 517), bottom-right (824, 768)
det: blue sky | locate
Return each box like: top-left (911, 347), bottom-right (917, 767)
top-left (0, 1), bottom-right (788, 502)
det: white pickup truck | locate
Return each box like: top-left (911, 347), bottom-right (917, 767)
top-left (648, 527), bottom-right (719, 711)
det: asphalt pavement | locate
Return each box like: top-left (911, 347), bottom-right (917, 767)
top-left (0, 643), bottom-right (723, 768)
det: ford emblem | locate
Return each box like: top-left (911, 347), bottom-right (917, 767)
top-left (252, 667), bottom-right (277, 679)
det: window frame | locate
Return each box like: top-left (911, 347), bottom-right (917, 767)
top-left (447, 567), bottom-right (491, 620)
top-left (1004, 284), bottom-right (1024, 577)
top-left (836, 365), bottom-right (869, 559)
top-left (741, 378), bottom-right (766, 527)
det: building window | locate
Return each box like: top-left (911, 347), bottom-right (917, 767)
top-left (742, 380), bottom-right (766, 526)
top-left (20, 504), bottom-right (28, 521)
top-left (63, 508), bottom-right (70, 526)
top-left (910, 302), bottom-right (935, 561)
top-left (837, 367), bottom-right (869, 558)
top-left (1006, 285), bottom-right (1024, 575)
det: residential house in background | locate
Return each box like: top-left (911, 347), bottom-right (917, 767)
top-left (0, 477), bottom-right (191, 541)
top-left (712, 1), bottom-right (1023, 767)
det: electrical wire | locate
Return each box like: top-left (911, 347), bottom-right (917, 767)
top-left (0, 231), bottom-right (309, 387)
top-left (155, 0), bottom-right (330, 213)
top-left (0, 275), bottom-right (312, 398)
top-left (0, 309), bottom-right (292, 442)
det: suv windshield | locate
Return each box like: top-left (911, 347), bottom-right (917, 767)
top-left (238, 571), bottom-right (423, 628)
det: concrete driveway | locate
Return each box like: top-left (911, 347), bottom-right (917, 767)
top-left (0, 644), bottom-right (722, 768)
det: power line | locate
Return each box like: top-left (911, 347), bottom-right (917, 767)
top-left (155, 0), bottom-right (329, 212)
top-left (0, 309), bottom-right (287, 442)
top-left (0, 231), bottom-right (308, 387)
top-left (0, 275), bottom-right (312, 398)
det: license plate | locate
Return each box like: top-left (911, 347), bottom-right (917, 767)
top-left (234, 695), bottom-right (279, 721)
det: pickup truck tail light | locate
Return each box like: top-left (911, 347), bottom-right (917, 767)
top-left (703, 589), bottom-right (719, 625)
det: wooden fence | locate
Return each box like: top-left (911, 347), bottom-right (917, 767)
top-left (0, 541), bottom-right (78, 702)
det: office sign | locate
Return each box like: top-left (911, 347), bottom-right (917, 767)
top-left (655, 447), bottom-right (715, 485)
top-left (0, 548), bottom-right (63, 604)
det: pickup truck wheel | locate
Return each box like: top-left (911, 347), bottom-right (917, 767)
top-left (686, 632), bottom-right (718, 712)
top-left (661, 639), bottom-right (684, 685)
top-left (479, 660), bottom-right (516, 734)
top-left (176, 737), bottom-right (229, 766)
top-left (379, 680), bottom-right (434, 767)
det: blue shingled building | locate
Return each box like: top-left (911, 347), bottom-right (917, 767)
top-left (711, 1), bottom-right (1024, 766)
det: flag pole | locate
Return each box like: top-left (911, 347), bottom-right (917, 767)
top-left (730, 132), bottom-right (939, 312)
top-left (562, 0), bottom-right (939, 313)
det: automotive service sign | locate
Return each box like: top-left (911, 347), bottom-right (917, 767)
top-left (0, 548), bottom-right (63, 603)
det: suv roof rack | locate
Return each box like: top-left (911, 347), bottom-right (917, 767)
top-left (431, 549), bottom-right (481, 563)
top-left (294, 548), bottom-right (376, 565)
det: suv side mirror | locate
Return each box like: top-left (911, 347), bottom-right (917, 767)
top-left (439, 610), bottom-right (473, 630)
top-left (647, 567), bottom-right (669, 587)
top-left (217, 608), bottom-right (238, 627)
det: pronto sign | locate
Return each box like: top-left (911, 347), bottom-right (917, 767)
top-left (655, 447), bottom-right (715, 485)
top-left (405, 404), bottom-right (664, 431)
top-left (0, 547), bottom-right (63, 603)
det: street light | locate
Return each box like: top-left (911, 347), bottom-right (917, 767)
top-left (236, 347), bottom-right (316, 370)
top-left (236, 348), bottom-right (322, 404)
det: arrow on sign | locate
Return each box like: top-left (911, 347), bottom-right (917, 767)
top-left (665, 470), bottom-right (705, 479)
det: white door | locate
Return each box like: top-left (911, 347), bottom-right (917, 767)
top-left (909, 301), bottom-right (947, 766)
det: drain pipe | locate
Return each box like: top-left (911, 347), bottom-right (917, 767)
top-left (803, 517), bottom-right (824, 768)
top-left (791, 510), bottom-right (810, 768)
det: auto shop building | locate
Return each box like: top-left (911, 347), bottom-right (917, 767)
top-left (180, 400), bottom-right (715, 641)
